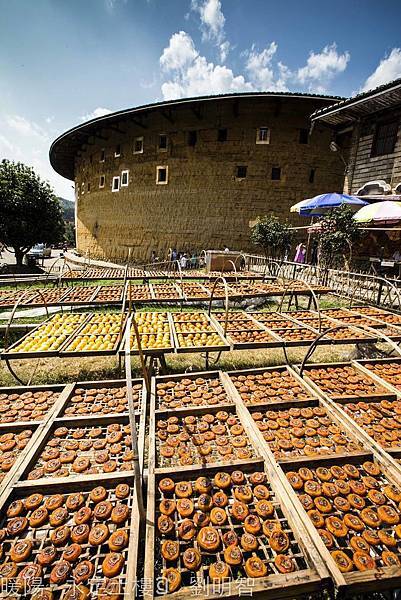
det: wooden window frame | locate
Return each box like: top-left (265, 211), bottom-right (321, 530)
top-left (112, 176), bottom-right (120, 192)
top-left (371, 120), bottom-right (399, 157)
top-left (156, 166), bottom-right (168, 185)
top-left (134, 136), bottom-right (144, 154)
top-left (256, 127), bottom-right (270, 144)
top-left (121, 170), bottom-right (129, 187)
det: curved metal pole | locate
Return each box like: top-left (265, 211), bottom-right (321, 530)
top-left (4, 288), bottom-right (50, 385)
top-left (299, 322), bottom-right (401, 377)
top-left (278, 278), bottom-right (322, 331)
top-left (206, 276), bottom-right (229, 369)
top-left (220, 259), bottom-right (238, 283)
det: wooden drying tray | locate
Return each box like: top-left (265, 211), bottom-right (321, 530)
top-left (171, 312), bottom-right (230, 354)
top-left (150, 282), bottom-right (185, 302)
top-left (59, 314), bottom-right (127, 357)
top-left (224, 366), bottom-right (368, 467)
top-left (294, 361), bottom-right (401, 474)
top-left (151, 384), bottom-right (262, 475)
top-left (209, 312), bottom-right (282, 350)
top-left (0, 384), bottom-right (73, 504)
top-left (11, 377), bottom-right (147, 488)
top-left (0, 383), bottom-right (65, 430)
top-left (295, 361), bottom-right (397, 403)
top-left (120, 312), bottom-right (175, 356)
top-left (223, 365), bottom-right (318, 410)
top-left (152, 369), bottom-right (236, 413)
top-left (1, 314), bottom-right (91, 360)
top-left (144, 426), bottom-right (329, 600)
top-left (275, 450), bottom-right (401, 595)
top-left (0, 474), bottom-right (139, 599)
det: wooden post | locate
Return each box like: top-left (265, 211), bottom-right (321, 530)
top-left (124, 316), bottom-right (146, 522)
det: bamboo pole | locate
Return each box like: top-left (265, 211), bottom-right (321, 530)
top-left (124, 315), bottom-right (146, 522)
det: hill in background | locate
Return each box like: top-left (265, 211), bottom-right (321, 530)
top-left (58, 197), bottom-right (74, 222)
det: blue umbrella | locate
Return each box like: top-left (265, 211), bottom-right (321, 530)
top-left (291, 193), bottom-right (368, 217)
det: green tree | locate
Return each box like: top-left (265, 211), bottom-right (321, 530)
top-left (64, 222), bottom-right (76, 247)
top-left (0, 160), bottom-right (64, 265)
top-left (251, 215), bottom-right (294, 261)
top-left (318, 205), bottom-right (362, 270)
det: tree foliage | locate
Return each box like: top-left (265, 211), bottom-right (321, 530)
top-left (0, 160), bottom-right (64, 265)
top-left (318, 205), bottom-right (362, 269)
top-left (251, 215), bottom-right (294, 260)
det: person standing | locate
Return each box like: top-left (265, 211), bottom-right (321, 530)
top-left (294, 243), bottom-right (306, 264)
top-left (310, 239), bottom-right (319, 265)
top-left (180, 253), bottom-right (187, 269)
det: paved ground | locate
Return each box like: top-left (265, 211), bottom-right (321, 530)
top-left (0, 249), bottom-right (64, 271)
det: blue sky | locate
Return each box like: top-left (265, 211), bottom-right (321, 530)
top-left (1, 0), bottom-right (401, 199)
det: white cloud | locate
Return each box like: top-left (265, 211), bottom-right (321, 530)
top-left (6, 115), bottom-right (48, 141)
top-left (192, 0), bottom-right (225, 43)
top-left (81, 107), bottom-right (112, 122)
top-left (160, 31), bottom-right (198, 72)
top-left (297, 43), bottom-right (350, 90)
top-left (219, 40), bottom-right (230, 63)
top-left (361, 48), bottom-right (401, 92)
top-left (191, 0), bottom-right (230, 62)
top-left (244, 42), bottom-right (288, 91)
top-left (0, 115), bottom-right (74, 200)
top-left (161, 52), bottom-right (252, 100)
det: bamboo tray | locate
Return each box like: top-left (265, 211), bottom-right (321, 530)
top-left (57, 378), bottom-right (145, 420)
top-left (171, 313), bottom-right (230, 354)
top-left (1, 314), bottom-right (90, 360)
top-left (59, 313), bottom-right (127, 357)
top-left (151, 389), bottom-right (261, 473)
top-left (119, 312), bottom-right (174, 356)
top-left (153, 371), bottom-right (235, 412)
top-left (354, 357), bottom-right (401, 396)
top-left (13, 378), bottom-right (146, 487)
top-left (224, 368), bottom-right (366, 465)
top-left (0, 384), bottom-right (64, 428)
top-left (0, 475), bottom-right (139, 599)
top-left (225, 366), bottom-right (317, 408)
top-left (144, 439), bottom-right (329, 599)
top-left (276, 451), bottom-right (401, 594)
top-left (210, 312), bottom-right (281, 350)
top-left (297, 361), bottom-right (397, 403)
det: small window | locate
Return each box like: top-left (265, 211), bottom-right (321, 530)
top-left (299, 128), bottom-right (309, 144)
top-left (256, 127), bottom-right (270, 144)
top-left (309, 168), bottom-right (315, 183)
top-left (188, 130), bottom-right (197, 146)
top-left (134, 136), bottom-right (144, 154)
top-left (99, 175), bottom-right (105, 188)
top-left (158, 134), bottom-right (168, 150)
top-left (156, 166), bottom-right (168, 185)
top-left (114, 144), bottom-right (121, 158)
top-left (271, 167), bottom-right (281, 180)
top-left (100, 149), bottom-right (105, 162)
top-left (218, 128), bottom-right (227, 142)
top-left (87, 182), bottom-right (91, 192)
top-left (81, 182), bottom-right (85, 195)
top-left (371, 120), bottom-right (398, 157)
top-left (236, 166), bottom-right (247, 179)
top-left (112, 176), bottom-right (120, 192)
top-left (121, 170), bottom-right (129, 187)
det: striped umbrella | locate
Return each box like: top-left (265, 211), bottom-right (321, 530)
top-left (353, 200), bottom-right (401, 224)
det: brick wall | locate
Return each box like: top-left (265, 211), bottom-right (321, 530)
top-left (74, 96), bottom-right (345, 262)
